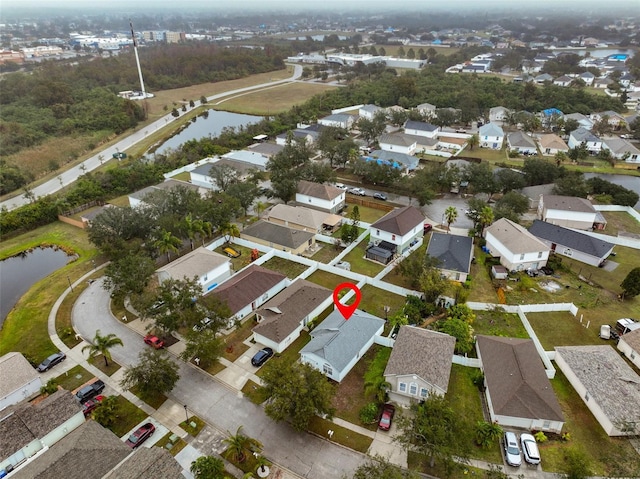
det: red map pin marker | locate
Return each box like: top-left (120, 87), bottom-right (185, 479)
top-left (333, 282), bottom-right (361, 321)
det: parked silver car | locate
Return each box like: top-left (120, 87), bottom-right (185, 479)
top-left (503, 432), bottom-right (522, 467)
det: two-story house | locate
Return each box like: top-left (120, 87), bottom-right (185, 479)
top-left (485, 218), bottom-right (550, 272)
top-left (568, 128), bottom-right (603, 154)
top-left (478, 123), bottom-right (504, 149)
top-left (369, 206), bottom-right (425, 256)
top-left (404, 120), bottom-right (440, 139)
top-left (295, 180), bottom-right (346, 214)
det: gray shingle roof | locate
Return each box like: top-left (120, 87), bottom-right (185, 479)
top-left (570, 127), bottom-right (601, 143)
top-left (211, 264), bottom-right (286, 315)
top-left (241, 221), bottom-right (315, 249)
top-left (477, 336), bottom-right (564, 422)
top-left (156, 247), bottom-right (229, 280)
top-left (508, 131), bottom-right (537, 148)
top-left (0, 352), bottom-right (40, 403)
top-left (405, 120), bottom-right (439, 132)
top-left (529, 220), bottom-right (614, 259)
top-left (379, 133), bottom-right (417, 147)
top-left (542, 195), bottom-right (595, 214)
top-left (12, 420), bottom-right (131, 479)
top-left (371, 206), bottom-right (424, 236)
top-left (479, 123), bottom-right (504, 137)
top-left (384, 326), bottom-right (455, 392)
top-left (426, 233), bottom-right (474, 274)
top-left (300, 309), bottom-right (384, 373)
top-left (104, 445), bottom-right (183, 479)
top-left (253, 279), bottom-right (332, 343)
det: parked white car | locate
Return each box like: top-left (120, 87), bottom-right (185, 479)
top-left (503, 432), bottom-right (522, 467)
top-left (335, 183), bottom-right (348, 190)
top-left (520, 433), bottom-right (541, 465)
top-left (348, 187), bottom-right (366, 196)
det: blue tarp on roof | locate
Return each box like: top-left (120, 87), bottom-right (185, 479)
top-left (543, 108), bottom-right (563, 117)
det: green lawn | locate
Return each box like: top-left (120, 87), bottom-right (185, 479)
top-left (382, 241), bottom-right (428, 290)
top-left (309, 243), bottom-right (343, 263)
top-left (306, 270), bottom-right (347, 290)
top-left (340, 237), bottom-right (385, 276)
top-left (307, 416), bottom-right (373, 453)
top-left (129, 385), bottom-right (167, 410)
top-left (344, 201), bottom-right (389, 224)
top-left (260, 256), bottom-right (309, 279)
top-left (526, 311), bottom-right (601, 349)
top-left (460, 147), bottom-right (508, 163)
top-left (55, 365), bottom-right (96, 392)
top-left (600, 211), bottom-right (640, 237)
top-left (154, 431), bottom-right (188, 456)
top-left (467, 248), bottom-right (499, 303)
top-left (473, 309), bottom-right (529, 339)
top-left (358, 285), bottom-right (407, 319)
top-left (242, 379), bottom-right (270, 404)
top-left (109, 395), bottom-right (151, 438)
top-left (88, 355), bottom-right (121, 376)
top-left (180, 415), bottom-right (206, 437)
top-left (221, 317), bottom-right (255, 361)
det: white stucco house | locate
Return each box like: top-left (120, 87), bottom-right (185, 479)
top-left (489, 106), bottom-right (512, 125)
top-left (563, 113), bottom-right (593, 130)
top-left (300, 309), bottom-right (384, 383)
top-left (369, 206), bottom-right (424, 255)
top-left (295, 180), bottom-right (346, 214)
top-left (477, 336), bottom-right (565, 434)
top-left (404, 120), bottom-right (440, 139)
top-left (129, 179), bottom-right (205, 206)
top-left (507, 131), bottom-right (537, 155)
top-left (484, 218), bottom-right (550, 272)
top-left (0, 353), bottom-right (42, 412)
top-left (384, 326), bottom-right (455, 406)
top-left (156, 247), bottom-right (232, 294)
top-left (603, 138), bottom-right (640, 163)
top-left (617, 329), bottom-right (640, 370)
top-left (378, 133), bottom-right (418, 155)
top-left (568, 128), bottom-right (603, 154)
top-left (318, 114), bottom-right (355, 129)
top-left (538, 195), bottom-right (598, 230)
top-left (555, 345), bottom-right (640, 436)
top-left (359, 104), bottom-right (383, 120)
top-left (478, 123), bottom-right (504, 149)
top-left (252, 279), bottom-right (333, 354)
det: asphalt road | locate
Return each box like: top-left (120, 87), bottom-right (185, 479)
top-left (73, 278), bottom-right (366, 478)
top-left (0, 65), bottom-right (303, 212)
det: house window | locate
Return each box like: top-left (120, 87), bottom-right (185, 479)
top-left (376, 229), bottom-right (380, 235)
top-left (323, 363), bottom-right (333, 375)
top-left (409, 383), bottom-right (418, 395)
top-left (419, 388), bottom-right (428, 398)
top-left (455, 273), bottom-right (460, 281)
top-left (565, 248), bottom-right (573, 257)
top-left (543, 420), bottom-right (550, 429)
top-left (399, 382), bottom-right (407, 393)
top-left (520, 254), bottom-right (525, 260)
top-left (538, 251), bottom-right (543, 258)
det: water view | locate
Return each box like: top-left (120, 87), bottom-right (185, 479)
top-left (583, 173), bottom-right (640, 210)
top-left (0, 247), bottom-right (75, 326)
top-left (156, 110), bottom-right (263, 154)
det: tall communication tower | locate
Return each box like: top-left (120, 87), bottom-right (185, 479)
top-left (129, 20), bottom-right (149, 98)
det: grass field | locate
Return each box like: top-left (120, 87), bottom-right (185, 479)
top-left (306, 269), bottom-right (346, 290)
top-left (55, 364), bottom-right (96, 392)
top-left (600, 211), bottom-right (640, 237)
top-left (307, 416), bottom-right (373, 453)
top-left (309, 243), bottom-right (343, 263)
top-left (358, 285), bottom-right (407, 319)
top-left (340, 237), bottom-right (385, 277)
top-left (109, 395), bottom-right (150, 438)
top-left (260, 256), bottom-right (309, 279)
top-left (221, 318), bottom-right (254, 362)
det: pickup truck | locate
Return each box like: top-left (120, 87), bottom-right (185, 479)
top-left (75, 380), bottom-right (106, 402)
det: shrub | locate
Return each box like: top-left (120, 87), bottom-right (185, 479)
top-left (534, 431), bottom-right (548, 443)
top-left (359, 402), bottom-right (379, 424)
top-left (40, 379), bottom-right (58, 395)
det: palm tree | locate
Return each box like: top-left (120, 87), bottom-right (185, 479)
top-left (467, 133), bottom-right (479, 150)
top-left (190, 456), bottom-right (225, 479)
top-left (444, 206), bottom-right (458, 232)
top-left (255, 456), bottom-right (270, 475)
top-left (477, 206), bottom-right (494, 237)
top-left (184, 214), bottom-right (205, 250)
top-left (221, 223), bottom-right (240, 244)
top-left (253, 201), bottom-right (267, 218)
top-left (82, 330), bottom-right (123, 367)
top-left (154, 229), bottom-right (182, 262)
top-left (223, 426), bottom-right (262, 463)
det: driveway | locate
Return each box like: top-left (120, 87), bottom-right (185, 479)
top-left (72, 278), bottom-right (366, 478)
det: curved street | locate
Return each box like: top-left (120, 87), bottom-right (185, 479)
top-left (0, 64), bottom-right (303, 212)
top-left (71, 277), bottom-right (367, 478)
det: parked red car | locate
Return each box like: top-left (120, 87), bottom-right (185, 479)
top-left (125, 422), bottom-right (156, 448)
top-left (378, 404), bottom-right (396, 431)
top-left (143, 335), bottom-right (165, 349)
top-left (82, 395), bottom-right (104, 417)
top-left (423, 223), bottom-right (433, 234)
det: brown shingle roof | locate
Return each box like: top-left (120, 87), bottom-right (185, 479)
top-left (477, 336), bottom-right (564, 422)
top-left (384, 326), bottom-right (456, 392)
top-left (211, 264), bottom-right (286, 315)
top-left (485, 218), bottom-right (549, 255)
top-left (253, 279), bottom-right (332, 343)
top-left (241, 221), bottom-right (314, 249)
top-left (371, 206), bottom-right (424, 236)
top-left (104, 445), bottom-right (183, 479)
top-left (156, 247), bottom-right (229, 281)
top-left (12, 420), bottom-right (131, 479)
top-left (543, 195), bottom-right (595, 214)
top-left (0, 352), bottom-right (40, 402)
top-left (620, 328), bottom-right (640, 354)
top-left (297, 180), bottom-right (343, 201)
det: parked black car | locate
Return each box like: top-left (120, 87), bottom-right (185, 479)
top-left (36, 352), bottom-right (66, 372)
top-left (75, 380), bottom-right (106, 402)
top-left (251, 348), bottom-right (274, 367)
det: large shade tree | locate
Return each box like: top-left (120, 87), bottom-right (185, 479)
top-left (120, 348), bottom-right (180, 399)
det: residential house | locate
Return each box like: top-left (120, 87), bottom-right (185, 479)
top-left (568, 128), bottom-right (603, 154)
top-left (103, 446), bottom-right (183, 479)
top-left (478, 123), bottom-right (504, 149)
top-left (519, 183), bottom-right (556, 209)
top-left (593, 77), bottom-right (613, 89)
top-left (252, 279), bottom-right (332, 353)
top-left (365, 150), bottom-right (419, 172)
top-left (240, 221), bottom-right (315, 255)
top-left (476, 336), bottom-right (564, 434)
top-left (247, 142), bottom-right (284, 159)
top-left (529, 220), bottom-right (614, 267)
top-left (359, 104), bottom-right (383, 120)
top-left (507, 131), bottom-right (537, 155)
top-left (578, 71), bottom-right (595, 86)
top-left (538, 195), bottom-right (598, 230)
top-left (534, 73), bottom-right (554, 84)
top-left (603, 138), bottom-right (640, 163)
top-left (295, 180), bottom-right (346, 215)
top-left (378, 133), bottom-right (418, 155)
top-left (129, 179), bottom-right (205, 206)
top-left (300, 309), bottom-right (384, 382)
top-left (0, 352), bottom-right (42, 411)
top-left (553, 75), bottom-right (573, 87)
top-left (416, 103), bottom-right (436, 119)
top-left (555, 345), bottom-right (640, 436)
top-left (485, 218), bottom-right (550, 272)
top-left (318, 114), bottom-right (355, 129)
top-left (0, 390), bottom-right (85, 473)
top-left (275, 128), bottom-right (319, 146)
top-left (564, 113), bottom-right (594, 131)
top-left (369, 206), bottom-right (424, 255)
top-left (538, 134), bottom-right (568, 156)
top-left (619, 73), bottom-right (634, 89)
top-left (618, 329), bottom-right (640, 370)
top-left (590, 111), bottom-right (627, 129)
top-left (489, 106), bottom-right (512, 125)
top-left (190, 158), bottom-right (262, 191)
top-left (209, 264), bottom-right (288, 325)
top-left (156, 247), bottom-right (232, 293)
top-left (384, 326), bottom-right (455, 406)
top-left (266, 204), bottom-right (342, 234)
top-left (426, 232), bottom-right (474, 282)
top-left (404, 120), bottom-right (440, 139)
top-left (220, 150), bottom-right (270, 170)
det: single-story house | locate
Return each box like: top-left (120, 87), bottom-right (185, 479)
top-left (103, 446), bottom-right (183, 479)
top-left (534, 73), bottom-right (554, 84)
top-left (365, 150), bottom-right (419, 172)
top-left (568, 128), bottom-right (603, 154)
top-left (129, 179), bottom-right (205, 206)
top-left (603, 138), bottom-right (640, 163)
top-left (519, 183), bottom-right (556, 209)
top-left (578, 71), bottom-right (595, 86)
top-left (0, 352), bottom-right (42, 412)
top-left (359, 104), bottom-right (383, 120)
top-left (538, 195), bottom-right (598, 231)
top-left (529, 220), bottom-right (615, 267)
top-left (252, 279), bottom-right (332, 353)
top-left (0, 390), bottom-right (85, 473)
top-left (295, 180), bottom-right (346, 214)
top-left (416, 103), bottom-right (436, 119)
top-left (617, 329), bottom-right (640, 370)
top-left (426, 233), bottom-right (474, 282)
top-left (555, 345), bottom-right (640, 436)
top-left (369, 206), bottom-right (424, 255)
top-left (478, 123), bottom-right (504, 149)
top-left (593, 77), bottom-right (613, 89)
top-left (247, 142), bottom-right (284, 158)
top-left (318, 114), bottom-right (355, 129)
top-left (378, 133), bottom-right (418, 155)
top-left (300, 309), bottom-right (384, 383)
top-left (484, 218), bottom-right (550, 272)
top-left (156, 247), bottom-right (232, 293)
top-left (384, 326), bottom-right (456, 406)
top-left (241, 221), bottom-right (315, 255)
top-left (275, 128), bottom-right (319, 146)
top-left (538, 134), bottom-right (569, 156)
top-left (563, 113), bottom-right (593, 130)
top-left (404, 120), bottom-right (440, 139)
top-left (489, 106), bottom-right (512, 125)
top-left (209, 264), bottom-right (288, 325)
top-left (507, 131), bottom-right (537, 155)
top-left (553, 75), bottom-right (573, 87)
top-left (477, 336), bottom-right (565, 434)
top-left (266, 204), bottom-right (342, 233)
top-left (221, 150), bottom-right (269, 170)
